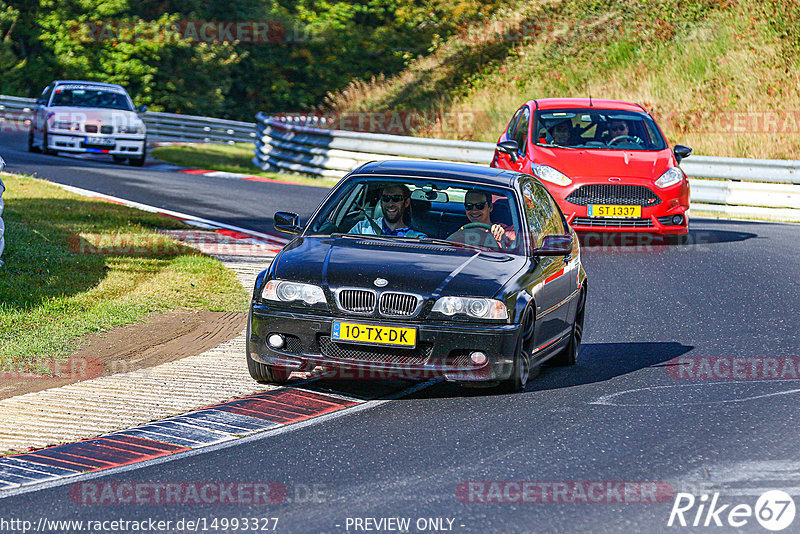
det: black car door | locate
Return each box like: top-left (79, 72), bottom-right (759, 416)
top-left (520, 180), bottom-right (574, 350)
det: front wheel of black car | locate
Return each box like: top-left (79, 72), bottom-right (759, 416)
top-left (551, 289), bottom-right (585, 366)
top-left (247, 354), bottom-right (292, 384)
top-left (246, 315), bottom-right (292, 385)
top-left (500, 309), bottom-right (535, 393)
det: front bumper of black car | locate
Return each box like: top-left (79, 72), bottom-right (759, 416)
top-left (249, 305), bottom-right (521, 382)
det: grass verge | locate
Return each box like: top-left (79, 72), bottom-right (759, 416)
top-left (325, 0), bottom-right (800, 160)
top-left (151, 143), bottom-right (340, 189)
top-left (0, 173), bottom-right (249, 374)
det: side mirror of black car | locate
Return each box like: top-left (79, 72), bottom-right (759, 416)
top-left (673, 144), bottom-right (692, 163)
top-left (274, 211), bottom-right (303, 235)
top-left (534, 234), bottom-right (572, 256)
top-left (496, 140), bottom-right (519, 162)
top-left (137, 105), bottom-right (148, 113)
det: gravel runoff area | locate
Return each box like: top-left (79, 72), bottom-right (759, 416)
top-left (0, 231), bottom-right (278, 453)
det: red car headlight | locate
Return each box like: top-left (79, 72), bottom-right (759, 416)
top-left (531, 165), bottom-right (572, 186)
top-left (655, 167), bottom-right (684, 188)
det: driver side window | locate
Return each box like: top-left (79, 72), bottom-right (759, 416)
top-left (511, 108), bottom-right (530, 155)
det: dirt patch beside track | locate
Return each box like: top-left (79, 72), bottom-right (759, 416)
top-left (0, 310), bottom-right (246, 400)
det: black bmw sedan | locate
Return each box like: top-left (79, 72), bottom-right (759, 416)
top-left (248, 160), bottom-right (587, 392)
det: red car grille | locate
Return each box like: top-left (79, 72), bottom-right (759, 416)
top-left (566, 185), bottom-right (661, 207)
top-left (572, 217), bottom-right (654, 228)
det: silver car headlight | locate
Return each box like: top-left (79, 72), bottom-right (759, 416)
top-left (262, 280), bottom-right (326, 305)
top-left (120, 124), bottom-right (144, 134)
top-left (655, 167), bottom-right (684, 188)
top-left (53, 121), bottom-right (80, 131)
top-left (432, 297), bottom-right (508, 320)
top-left (531, 165), bottom-right (572, 186)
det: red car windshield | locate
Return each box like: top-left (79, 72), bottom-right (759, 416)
top-left (533, 109), bottom-right (667, 151)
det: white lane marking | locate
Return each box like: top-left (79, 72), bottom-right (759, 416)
top-left (674, 460), bottom-right (800, 496)
top-left (0, 380), bottom-right (439, 500)
top-left (51, 182), bottom-right (288, 246)
top-left (590, 381), bottom-right (800, 406)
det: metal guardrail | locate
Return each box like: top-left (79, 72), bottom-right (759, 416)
top-left (0, 94), bottom-right (256, 144)
top-left (253, 113), bottom-right (800, 221)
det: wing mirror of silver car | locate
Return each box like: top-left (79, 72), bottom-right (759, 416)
top-left (274, 211), bottom-right (303, 235)
top-left (534, 234), bottom-right (572, 256)
top-left (496, 140), bottom-right (520, 162)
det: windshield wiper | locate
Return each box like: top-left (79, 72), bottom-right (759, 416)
top-left (537, 142), bottom-right (577, 149)
top-left (406, 236), bottom-right (484, 251)
top-left (333, 233), bottom-right (395, 242)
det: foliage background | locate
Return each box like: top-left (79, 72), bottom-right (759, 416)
top-left (0, 0), bottom-right (502, 119)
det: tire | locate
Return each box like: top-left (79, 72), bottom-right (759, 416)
top-left (246, 353), bottom-right (292, 384)
top-left (245, 314), bottom-right (292, 384)
top-left (41, 129), bottom-right (55, 155)
top-left (499, 308), bottom-right (535, 393)
top-left (28, 129), bottom-right (40, 153)
top-left (550, 289), bottom-right (585, 366)
top-left (112, 155), bottom-right (126, 163)
top-left (128, 141), bottom-right (146, 167)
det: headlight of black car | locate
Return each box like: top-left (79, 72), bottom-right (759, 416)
top-left (431, 297), bottom-right (508, 320)
top-left (262, 280), bottom-right (327, 307)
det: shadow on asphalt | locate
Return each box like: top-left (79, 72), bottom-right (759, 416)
top-left (284, 341), bottom-right (695, 400)
top-left (398, 341), bottom-right (694, 399)
top-left (578, 229), bottom-right (757, 250)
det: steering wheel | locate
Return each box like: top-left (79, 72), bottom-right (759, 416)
top-left (447, 223), bottom-right (500, 250)
top-left (608, 135), bottom-right (643, 146)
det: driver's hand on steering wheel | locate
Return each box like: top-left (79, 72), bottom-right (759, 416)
top-left (491, 224), bottom-right (508, 246)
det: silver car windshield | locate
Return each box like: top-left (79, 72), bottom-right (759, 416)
top-left (50, 88), bottom-right (133, 111)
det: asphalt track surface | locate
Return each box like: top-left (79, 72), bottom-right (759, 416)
top-left (2, 131), bottom-right (800, 533)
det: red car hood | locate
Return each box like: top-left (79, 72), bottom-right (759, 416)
top-left (532, 148), bottom-right (674, 180)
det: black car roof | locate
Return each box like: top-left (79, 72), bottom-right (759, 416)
top-left (352, 160), bottom-right (521, 188)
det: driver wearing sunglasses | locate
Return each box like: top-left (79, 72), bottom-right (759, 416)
top-left (608, 120), bottom-right (629, 137)
top-left (348, 184), bottom-right (427, 237)
top-left (461, 190), bottom-right (515, 248)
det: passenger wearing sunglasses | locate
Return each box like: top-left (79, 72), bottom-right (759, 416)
top-left (348, 184), bottom-right (427, 237)
top-left (458, 190), bottom-right (515, 248)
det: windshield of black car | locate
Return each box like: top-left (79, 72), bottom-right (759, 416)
top-left (50, 87), bottom-right (133, 111)
top-left (305, 178), bottom-right (524, 254)
top-left (534, 109), bottom-right (667, 151)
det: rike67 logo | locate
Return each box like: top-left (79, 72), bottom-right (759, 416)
top-left (668, 490), bottom-right (796, 531)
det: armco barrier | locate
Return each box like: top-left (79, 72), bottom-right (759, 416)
top-left (0, 94), bottom-right (255, 144)
top-left (253, 113), bottom-right (800, 221)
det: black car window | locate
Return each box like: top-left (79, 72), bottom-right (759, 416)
top-left (512, 107), bottom-right (530, 156)
top-left (305, 177), bottom-right (524, 254)
top-left (521, 180), bottom-right (553, 249)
